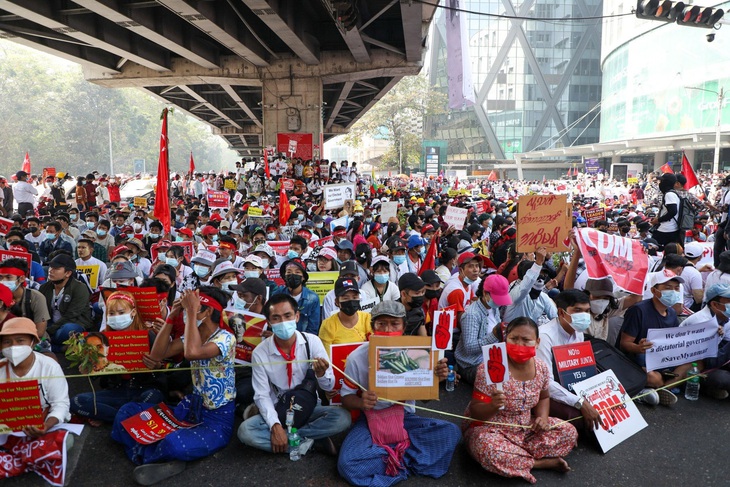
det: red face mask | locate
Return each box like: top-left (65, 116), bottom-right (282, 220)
top-left (506, 343), bottom-right (536, 363)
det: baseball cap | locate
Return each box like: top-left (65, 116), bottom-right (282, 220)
top-left (421, 270), bottom-right (442, 286)
top-left (684, 242), bottom-right (704, 260)
top-left (177, 228), bottom-right (193, 238)
top-left (318, 247), bottom-right (337, 260)
top-left (398, 272), bottom-right (425, 292)
top-left (0, 317), bottom-right (38, 341)
top-left (650, 269), bottom-right (685, 287)
top-left (339, 260), bottom-right (359, 276)
top-left (335, 277), bottom-right (359, 297)
top-left (220, 220), bottom-right (231, 229)
top-left (191, 250), bottom-right (216, 266)
top-left (705, 283), bottom-right (730, 301)
top-left (335, 240), bottom-right (353, 251)
top-left (201, 225), bottom-right (218, 236)
top-left (280, 259), bottom-right (309, 282)
top-left (407, 235), bottom-right (425, 249)
top-left (254, 244), bottom-right (275, 259)
top-left (483, 274), bottom-right (511, 306)
top-left (108, 260), bottom-right (137, 280)
top-left (388, 239), bottom-right (407, 252)
top-left (371, 301), bottom-right (407, 321)
top-left (48, 254), bottom-right (76, 271)
top-left (585, 278), bottom-right (614, 297)
top-left (112, 244), bottom-right (131, 258)
top-left (458, 252), bottom-right (480, 266)
top-left (232, 277), bottom-right (267, 297)
top-left (371, 255), bottom-right (390, 269)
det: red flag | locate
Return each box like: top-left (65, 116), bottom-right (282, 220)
top-left (454, 177), bottom-right (459, 189)
top-left (419, 230), bottom-right (440, 276)
top-left (681, 153), bottom-right (700, 190)
top-left (264, 150), bottom-right (270, 179)
top-left (488, 170), bottom-right (497, 181)
top-left (189, 151), bottom-right (195, 176)
top-left (22, 152), bottom-right (30, 174)
top-left (279, 186), bottom-right (291, 225)
top-left (154, 109), bottom-right (171, 233)
top-left (660, 162), bottom-right (673, 174)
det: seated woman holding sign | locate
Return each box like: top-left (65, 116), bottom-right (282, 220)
top-left (70, 290), bottom-right (164, 426)
top-left (111, 287), bottom-right (235, 486)
top-left (464, 317), bottom-right (578, 484)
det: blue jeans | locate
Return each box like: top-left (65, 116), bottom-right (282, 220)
top-left (237, 405), bottom-right (351, 452)
top-left (71, 387), bottom-right (164, 423)
top-left (51, 322), bottom-right (85, 353)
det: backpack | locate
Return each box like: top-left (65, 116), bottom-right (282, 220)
top-left (274, 332), bottom-right (318, 429)
top-left (669, 190), bottom-right (696, 231)
top-left (588, 336), bottom-right (646, 397)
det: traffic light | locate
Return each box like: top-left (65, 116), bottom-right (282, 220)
top-left (636, 0), bottom-right (724, 27)
top-left (677, 5), bottom-right (724, 28)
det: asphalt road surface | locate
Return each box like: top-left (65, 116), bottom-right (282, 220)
top-left (7, 368), bottom-right (730, 487)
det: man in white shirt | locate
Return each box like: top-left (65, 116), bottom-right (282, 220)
top-left (75, 238), bottom-right (108, 291)
top-left (13, 170), bottom-right (38, 216)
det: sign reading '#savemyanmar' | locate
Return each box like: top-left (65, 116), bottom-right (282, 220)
top-left (645, 321), bottom-right (719, 372)
top-left (575, 228), bottom-right (648, 295)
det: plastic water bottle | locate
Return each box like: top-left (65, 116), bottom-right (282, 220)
top-left (446, 365), bottom-right (455, 392)
top-left (288, 427), bottom-right (301, 461)
top-left (685, 363), bottom-right (700, 401)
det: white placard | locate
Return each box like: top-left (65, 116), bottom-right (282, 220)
top-left (481, 343), bottom-right (510, 387)
top-left (233, 192), bottom-right (243, 203)
top-left (288, 139), bottom-right (297, 154)
top-left (432, 308), bottom-right (455, 351)
top-left (443, 206), bottom-right (469, 230)
top-left (572, 370), bottom-right (648, 453)
top-left (645, 321), bottom-right (719, 372)
top-left (329, 215), bottom-right (349, 232)
top-left (380, 201), bottom-right (399, 222)
top-left (324, 183), bottom-right (356, 210)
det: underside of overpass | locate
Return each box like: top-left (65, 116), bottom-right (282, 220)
top-left (0, 0), bottom-right (438, 156)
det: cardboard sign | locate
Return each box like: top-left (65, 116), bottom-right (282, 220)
top-left (77, 264), bottom-right (100, 289)
top-left (206, 189), bottom-right (230, 208)
top-left (584, 207), bottom-right (606, 226)
top-left (576, 228), bottom-right (649, 295)
top-left (443, 206), bottom-right (469, 231)
top-left (516, 194), bottom-right (570, 252)
top-left (380, 201), bottom-right (399, 222)
top-left (224, 309), bottom-right (268, 364)
top-left (224, 179), bottom-right (237, 190)
top-left (552, 341), bottom-right (598, 392)
top-left (280, 178), bottom-right (295, 191)
top-left (572, 370), bottom-right (648, 453)
top-left (432, 307), bottom-right (456, 351)
top-left (482, 343), bottom-right (510, 387)
top-left (0, 380), bottom-right (44, 433)
top-left (324, 183), bottom-right (357, 210)
top-left (306, 271), bottom-right (340, 305)
top-left (330, 342), bottom-right (365, 405)
top-left (248, 207), bottom-right (263, 216)
top-left (86, 330), bottom-right (149, 372)
top-left (645, 321), bottom-right (719, 372)
top-left (133, 197), bottom-right (148, 208)
top-left (0, 217), bottom-right (15, 236)
top-left (0, 250), bottom-right (32, 273)
top-left (369, 335), bottom-right (438, 401)
top-left (102, 287), bottom-right (161, 323)
top-left (121, 402), bottom-right (199, 445)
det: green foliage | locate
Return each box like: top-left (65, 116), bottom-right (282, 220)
top-left (0, 41), bottom-right (239, 176)
top-left (63, 332), bottom-right (100, 375)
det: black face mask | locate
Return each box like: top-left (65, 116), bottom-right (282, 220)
top-left (425, 289), bottom-right (441, 300)
top-left (339, 300), bottom-right (361, 316)
top-left (409, 295), bottom-right (425, 308)
top-left (285, 274), bottom-right (303, 289)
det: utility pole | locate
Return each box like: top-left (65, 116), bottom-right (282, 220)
top-left (108, 117), bottom-right (114, 176)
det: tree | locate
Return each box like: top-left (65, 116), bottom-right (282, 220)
top-left (342, 75), bottom-right (446, 172)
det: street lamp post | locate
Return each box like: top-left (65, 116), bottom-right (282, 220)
top-left (685, 85), bottom-right (724, 173)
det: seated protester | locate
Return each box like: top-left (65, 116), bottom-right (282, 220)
top-left (112, 287), bottom-right (235, 485)
top-left (237, 293), bottom-right (351, 454)
top-left (319, 277), bottom-right (372, 354)
top-left (125, 238), bottom-right (152, 277)
top-left (252, 244), bottom-right (280, 297)
top-left (163, 246), bottom-right (196, 297)
top-left (435, 247), bottom-right (458, 285)
top-left (0, 259), bottom-right (50, 348)
top-left (219, 236), bottom-right (245, 268)
top-left (535, 289), bottom-right (603, 429)
top-left (619, 270), bottom-right (687, 405)
top-left (272, 259), bottom-right (321, 334)
top-left (338, 301), bottom-right (460, 486)
top-left (387, 238), bottom-right (409, 283)
top-left (209, 260), bottom-right (243, 299)
top-left (24, 217), bottom-right (46, 252)
top-left (39, 255), bottom-right (92, 353)
top-left (323, 261), bottom-right (369, 319)
top-left (583, 278), bottom-right (642, 344)
top-left (463, 317), bottom-right (578, 484)
top-left (503, 247), bottom-right (558, 325)
top-left (98, 261), bottom-right (141, 331)
top-left (438, 252), bottom-right (481, 323)
top-left (109, 244), bottom-right (145, 282)
top-left (682, 283), bottom-right (730, 399)
top-left (455, 274), bottom-right (512, 384)
top-left (0, 318), bottom-right (73, 480)
top-left (142, 220), bottom-right (164, 250)
top-left (316, 247), bottom-right (340, 272)
top-left (75, 237), bottom-right (108, 291)
top-left (71, 291), bottom-right (163, 426)
top-left (681, 242), bottom-right (708, 312)
top-left (152, 264), bottom-right (179, 309)
top-left (397, 273), bottom-right (428, 336)
top-left (642, 254), bottom-right (688, 317)
top-left (241, 254), bottom-right (267, 283)
top-left (360, 255), bottom-right (400, 306)
top-left (190, 250), bottom-right (215, 283)
top-left (38, 221), bottom-right (73, 264)
top-left (421, 270), bottom-right (444, 334)
top-left (6, 239), bottom-right (46, 285)
top-left (94, 219), bottom-right (116, 259)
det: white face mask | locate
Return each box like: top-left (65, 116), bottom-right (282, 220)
top-left (2, 345), bottom-right (33, 366)
top-left (590, 299), bottom-right (610, 315)
top-left (107, 313), bottom-right (134, 330)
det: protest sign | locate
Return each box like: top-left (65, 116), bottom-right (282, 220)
top-left (576, 228), bottom-right (648, 295)
top-left (330, 342), bottom-right (365, 405)
top-left (307, 271), bottom-right (340, 305)
top-left (280, 178), bottom-right (295, 191)
top-left (310, 235), bottom-right (333, 248)
top-left (324, 183), bottom-right (356, 210)
top-left (369, 336), bottom-right (438, 401)
top-left (206, 189), bottom-right (230, 208)
top-left (552, 342), bottom-right (598, 392)
top-left (133, 197), bottom-right (147, 207)
top-left (695, 242), bottom-right (714, 268)
top-left (267, 241), bottom-right (290, 256)
top-left (77, 264), bottom-right (100, 289)
top-left (121, 402), bottom-right (199, 445)
top-left (247, 215), bottom-right (272, 229)
top-left (264, 268), bottom-right (284, 286)
top-left (279, 225), bottom-right (298, 240)
top-left (475, 200), bottom-right (489, 214)
top-left (0, 217), bottom-right (14, 236)
top-left (516, 194), bottom-right (570, 252)
top-left (443, 206), bottom-right (469, 231)
top-left (42, 167), bottom-right (56, 179)
top-left (223, 309), bottom-right (268, 364)
top-left (0, 429), bottom-right (69, 486)
top-left (0, 380), bottom-right (44, 433)
top-left (380, 201), bottom-right (399, 222)
top-left (645, 321), bottom-right (719, 372)
top-left (288, 139), bottom-right (298, 154)
top-left (247, 207), bottom-right (263, 216)
top-left (482, 343), bottom-right (510, 387)
top-left (88, 330), bottom-right (150, 372)
top-left (584, 207), bottom-right (606, 226)
top-left (233, 192), bottom-right (243, 203)
top-left (102, 286), bottom-right (161, 323)
top-left (224, 179), bottom-right (237, 190)
top-left (329, 215), bottom-right (349, 232)
top-left (572, 370), bottom-right (648, 453)
top-left (432, 307), bottom-right (456, 351)
top-left (0, 249), bottom-right (32, 273)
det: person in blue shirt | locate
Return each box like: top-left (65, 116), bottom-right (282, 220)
top-left (502, 247), bottom-right (558, 324)
top-left (272, 259), bottom-right (321, 334)
top-left (39, 222), bottom-right (73, 264)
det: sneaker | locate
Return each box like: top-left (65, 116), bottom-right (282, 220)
top-left (707, 387), bottom-right (729, 400)
top-left (636, 388), bottom-right (659, 406)
top-left (657, 389), bottom-right (678, 406)
top-left (133, 461), bottom-right (186, 486)
top-left (299, 438), bottom-right (314, 456)
top-left (242, 404), bottom-right (259, 421)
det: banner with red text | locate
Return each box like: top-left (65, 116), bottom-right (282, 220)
top-left (121, 402), bottom-right (199, 445)
top-left (206, 189), bottom-right (230, 208)
top-left (0, 380), bottom-right (44, 433)
top-left (576, 228), bottom-right (648, 295)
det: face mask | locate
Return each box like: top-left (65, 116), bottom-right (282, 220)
top-left (339, 300), bottom-right (361, 316)
top-left (1, 280), bottom-right (18, 292)
top-left (506, 343), bottom-right (536, 364)
top-left (165, 257), bottom-right (178, 267)
top-left (260, 258), bottom-right (270, 268)
top-left (315, 223), bottom-right (324, 229)
top-left (97, 229), bottom-right (107, 237)
top-left (212, 235), bottom-right (219, 242)
top-left (297, 214), bottom-right (305, 221)
top-left (107, 313), bottom-right (133, 330)
top-left (183, 311), bottom-right (204, 328)
top-left (233, 293), bottom-right (248, 310)
top-left (425, 289), bottom-right (441, 300)
top-left (393, 255), bottom-right (406, 266)
top-left (354, 212), bottom-right (363, 217)
top-left (590, 299), bottom-right (610, 315)
top-left (86, 221), bottom-right (95, 229)
top-left (418, 249), bottom-right (426, 259)
top-left (267, 232), bottom-right (277, 240)
top-left (463, 276), bottom-right (475, 285)
top-left (285, 274), bottom-right (303, 289)
top-left (272, 320), bottom-right (297, 340)
top-left (45, 233), bottom-right (56, 240)
top-left (176, 236), bottom-right (185, 242)
top-left (568, 311), bottom-right (591, 332)
top-left (409, 295), bottom-right (425, 308)
top-left (372, 330), bottom-right (403, 337)
top-left (134, 224), bottom-right (143, 231)
top-left (374, 273), bottom-right (389, 284)
top-left (220, 230), bottom-right (228, 236)
top-left (70, 214), bottom-right (77, 221)
top-left (194, 265), bottom-right (209, 277)
top-left (2, 345), bottom-right (33, 366)
top-left (659, 289), bottom-right (682, 307)
top-left (221, 280), bottom-right (237, 291)
top-left (286, 249), bottom-right (300, 260)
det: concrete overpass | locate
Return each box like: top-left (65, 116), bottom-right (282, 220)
top-left (0, 0), bottom-right (438, 156)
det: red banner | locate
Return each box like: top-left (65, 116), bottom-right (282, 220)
top-left (268, 241), bottom-right (290, 256)
top-left (121, 402), bottom-right (199, 445)
top-left (575, 228), bottom-right (648, 295)
top-left (0, 249), bottom-right (32, 273)
top-left (0, 380), bottom-right (44, 432)
top-left (264, 268), bottom-right (284, 286)
top-left (583, 207), bottom-right (606, 226)
top-left (206, 189), bottom-right (230, 208)
top-left (0, 430), bottom-right (68, 486)
top-left (102, 287), bottom-right (162, 323)
top-left (224, 310), bottom-right (268, 364)
top-left (277, 133), bottom-right (313, 160)
top-left (101, 331), bottom-right (150, 372)
top-left (330, 342), bottom-right (365, 405)
top-left (280, 178), bottom-right (295, 191)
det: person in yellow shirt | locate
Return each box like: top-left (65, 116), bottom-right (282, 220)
top-left (319, 277), bottom-right (372, 356)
